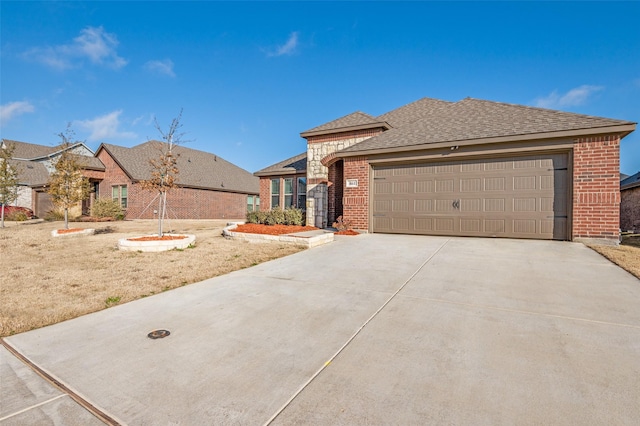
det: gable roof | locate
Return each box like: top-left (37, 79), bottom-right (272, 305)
top-left (621, 171), bottom-right (640, 190)
top-left (300, 112), bottom-right (391, 138)
top-left (376, 97), bottom-right (453, 128)
top-left (10, 159), bottom-right (50, 187)
top-left (340, 97), bottom-right (636, 155)
top-left (254, 152), bottom-right (307, 177)
top-left (2, 139), bottom-right (57, 159)
top-left (98, 141), bottom-right (259, 194)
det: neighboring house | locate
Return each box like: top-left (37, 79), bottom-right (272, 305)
top-left (256, 97), bottom-right (636, 243)
top-left (620, 171), bottom-right (640, 232)
top-left (1, 139), bottom-right (105, 217)
top-left (254, 152), bottom-right (307, 211)
top-left (96, 141), bottom-right (259, 220)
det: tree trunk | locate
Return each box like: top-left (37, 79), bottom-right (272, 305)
top-left (158, 195), bottom-right (163, 237)
top-left (1, 205), bottom-right (5, 228)
top-left (64, 208), bottom-right (69, 229)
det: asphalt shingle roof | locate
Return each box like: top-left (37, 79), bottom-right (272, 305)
top-left (11, 159), bottom-right (50, 187)
top-left (621, 171), bottom-right (640, 190)
top-left (254, 152), bottom-right (307, 176)
top-left (341, 97), bottom-right (635, 153)
top-left (100, 141), bottom-right (259, 194)
top-left (2, 139), bottom-right (57, 159)
top-left (301, 112), bottom-right (384, 135)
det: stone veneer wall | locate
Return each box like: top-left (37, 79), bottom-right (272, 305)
top-left (572, 134), bottom-right (621, 241)
top-left (305, 129), bottom-right (383, 228)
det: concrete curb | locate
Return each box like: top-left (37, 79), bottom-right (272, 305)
top-left (51, 228), bottom-right (96, 238)
top-left (222, 222), bottom-right (334, 248)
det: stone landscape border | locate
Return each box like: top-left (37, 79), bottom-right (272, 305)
top-left (118, 234), bottom-right (196, 252)
top-left (222, 223), bottom-right (334, 248)
top-left (51, 228), bottom-right (96, 238)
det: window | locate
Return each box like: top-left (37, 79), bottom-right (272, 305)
top-left (284, 178), bottom-right (294, 208)
top-left (247, 195), bottom-right (260, 212)
top-left (271, 179), bottom-right (280, 208)
top-left (112, 185), bottom-right (127, 208)
top-left (297, 177), bottom-right (306, 209)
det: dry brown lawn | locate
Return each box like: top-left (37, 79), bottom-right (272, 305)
top-left (0, 219), bottom-right (304, 337)
top-left (586, 235), bottom-right (640, 280)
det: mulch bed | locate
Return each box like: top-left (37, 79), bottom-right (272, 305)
top-left (335, 230), bottom-right (359, 236)
top-left (233, 224), bottom-right (318, 235)
top-left (57, 228), bottom-right (85, 234)
top-left (127, 235), bottom-right (188, 242)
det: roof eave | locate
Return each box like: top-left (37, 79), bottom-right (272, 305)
top-left (300, 122), bottom-right (391, 139)
top-left (335, 124), bottom-right (637, 158)
top-left (254, 169), bottom-right (306, 177)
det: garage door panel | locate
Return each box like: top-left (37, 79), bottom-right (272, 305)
top-left (372, 153), bottom-right (569, 240)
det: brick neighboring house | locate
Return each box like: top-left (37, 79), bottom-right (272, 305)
top-left (96, 141), bottom-right (259, 219)
top-left (620, 171), bottom-right (640, 232)
top-left (254, 152), bottom-right (307, 211)
top-left (1, 139), bottom-right (105, 217)
top-left (256, 97), bottom-right (636, 243)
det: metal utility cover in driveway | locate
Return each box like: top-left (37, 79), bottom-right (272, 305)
top-left (3, 235), bottom-right (639, 425)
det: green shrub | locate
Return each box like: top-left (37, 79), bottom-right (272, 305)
top-left (5, 211), bottom-right (28, 221)
top-left (283, 208), bottom-right (304, 226)
top-left (246, 211), bottom-right (259, 224)
top-left (91, 198), bottom-right (124, 220)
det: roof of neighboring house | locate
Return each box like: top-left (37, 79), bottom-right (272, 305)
top-left (621, 171), bottom-right (640, 190)
top-left (340, 97), bottom-right (636, 154)
top-left (10, 159), bottom-right (50, 187)
top-left (98, 141), bottom-right (259, 194)
top-left (254, 152), bottom-right (307, 177)
top-left (621, 173), bottom-right (630, 181)
top-left (2, 139), bottom-right (58, 159)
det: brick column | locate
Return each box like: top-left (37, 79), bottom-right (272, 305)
top-left (342, 156), bottom-right (369, 230)
top-left (572, 135), bottom-right (621, 242)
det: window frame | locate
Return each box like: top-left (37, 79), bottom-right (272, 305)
top-left (297, 177), bottom-right (307, 210)
top-left (284, 178), bottom-right (294, 208)
top-left (112, 185), bottom-right (128, 209)
top-left (270, 178), bottom-right (280, 209)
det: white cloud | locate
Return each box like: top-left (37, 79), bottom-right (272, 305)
top-left (534, 85), bottom-right (604, 109)
top-left (75, 110), bottom-right (137, 142)
top-left (268, 32), bottom-right (300, 57)
top-left (22, 26), bottom-right (127, 70)
top-left (0, 101), bottom-right (35, 125)
top-left (144, 59), bottom-right (176, 77)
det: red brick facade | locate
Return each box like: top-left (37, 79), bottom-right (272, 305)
top-left (621, 186), bottom-right (640, 232)
top-left (258, 173), bottom-right (306, 211)
top-left (572, 135), bottom-right (621, 241)
top-left (97, 149), bottom-right (251, 220)
top-left (342, 156), bottom-right (369, 229)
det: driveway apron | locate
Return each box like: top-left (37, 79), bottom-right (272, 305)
top-left (2, 235), bottom-right (640, 425)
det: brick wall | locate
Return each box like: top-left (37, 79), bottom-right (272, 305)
top-left (97, 149), bottom-right (250, 220)
top-left (572, 135), bottom-right (621, 240)
top-left (342, 156), bottom-right (369, 230)
top-left (258, 174), bottom-right (306, 211)
top-left (620, 186), bottom-right (640, 232)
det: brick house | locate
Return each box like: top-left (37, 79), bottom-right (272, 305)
top-left (96, 141), bottom-right (259, 220)
top-left (1, 139), bottom-right (105, 217)
top-left (620, 171), bottom-right (640, 232)
top-left (256, 97), bottom-right (636, 243)
top-left (254, 152), bottom-right (307, 211)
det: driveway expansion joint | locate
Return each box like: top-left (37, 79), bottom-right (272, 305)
top-left (262, 238), bottom-right (452, 425)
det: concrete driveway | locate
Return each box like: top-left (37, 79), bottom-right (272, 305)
top-left (2, 235), bottom-right (639, 425)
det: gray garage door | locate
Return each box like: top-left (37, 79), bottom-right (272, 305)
top-left (372, 153), bottom-right (569, 240)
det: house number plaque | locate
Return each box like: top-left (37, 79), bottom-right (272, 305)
top-left (346, 179), bottom-right (359, 188)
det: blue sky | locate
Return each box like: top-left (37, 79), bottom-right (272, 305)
top-left (1, 1), bottom-right (639, 174)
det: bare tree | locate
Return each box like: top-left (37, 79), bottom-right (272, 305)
top-left (47, 126), bottom-right (91, 229)
top-left (0, 141), bottom-right (21, 228)
top-left (140, 109), bottom-right (187, 236)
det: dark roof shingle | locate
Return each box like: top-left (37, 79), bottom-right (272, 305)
top-left (341, 97), bottom-right (635, 153)
top-left (100, 141), bottom-right (259, 194)
top-left (254, 152), bottom-right (307, 176)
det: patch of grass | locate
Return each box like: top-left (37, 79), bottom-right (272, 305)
top-left (0, 219), bottom-right (305, 337)
top-left (105, 296), bottom-right (121, 307)
top-left (587, 234), bottom-right (640, 279)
